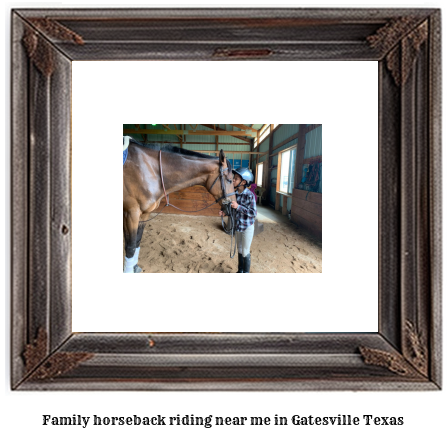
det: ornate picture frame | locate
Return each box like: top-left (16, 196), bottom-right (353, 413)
top-left (11, 8), bottom-right (441, 390)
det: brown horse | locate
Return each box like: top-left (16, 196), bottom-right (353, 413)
top-left (123, 138), bottom-right (236, 273)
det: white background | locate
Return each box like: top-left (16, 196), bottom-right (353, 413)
top-left (72, 60), bottom-right (378, 332)
top-left (2, 1), bottom-right (445, 438)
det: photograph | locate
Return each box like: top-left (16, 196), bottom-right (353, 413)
top-left (122, 124), bottom-right (322, 273)
top-left (3, 2), bottom-right (445, 438)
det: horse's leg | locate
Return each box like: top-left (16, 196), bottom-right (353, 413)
top-left (136, 222), bottom-right (146, 249)
top-left (130, 222), bottom-right (146, 273)
top-left (123, 209), bottom-right (141, 273)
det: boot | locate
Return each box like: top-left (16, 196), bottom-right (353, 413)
top-left (243, 254), bottom-right (251, 273)
top-left (237, 253), bottom-right (244, 273)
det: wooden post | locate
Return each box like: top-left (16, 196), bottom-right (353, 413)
top-left (295, 125), bottom-right (307, 188)
top-left (275, 193), bottom-right (281, 211)
top-left (266, 125), bottom-right (274, 207)
top-left (276, 151), bottom-right (282, 193)
top-left (275, 147), bottom-right (282, 211)
top-left (282, 195), bottom-right (288, 215)
top-left (249, 138), bottom-right (253, 170)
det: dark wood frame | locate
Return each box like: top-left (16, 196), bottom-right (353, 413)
top-left (11, 8), bottom-right (441, 390)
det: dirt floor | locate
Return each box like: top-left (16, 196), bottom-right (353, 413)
top-left (124, 211), bottom-right (322, 273)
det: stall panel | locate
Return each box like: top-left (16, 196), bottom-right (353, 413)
top-left (291, 188), bottom-right (322, 239)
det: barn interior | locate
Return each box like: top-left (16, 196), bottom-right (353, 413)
top-left (123, 124), bottom-right (322, 273)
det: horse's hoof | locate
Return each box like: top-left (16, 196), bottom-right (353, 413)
top-left (134, 265), bottom-right (143, 273)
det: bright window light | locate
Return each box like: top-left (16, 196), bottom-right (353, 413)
top-left (256, 163), bottom-right (263, 187)
top-left (259, 125), bottom-right (270, 144)
top-left (279, 148), bottom-right (296, 194)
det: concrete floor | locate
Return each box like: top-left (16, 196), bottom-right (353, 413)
top-left (256, 204), bottom-right (290, 225)
top-left (256, 203), bottom-right (321, 247)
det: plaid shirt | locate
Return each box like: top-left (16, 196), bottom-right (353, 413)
top-left (235, 188), bottom-right (257, 232)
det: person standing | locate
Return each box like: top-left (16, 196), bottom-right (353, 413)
top-left (219, 167), bottom-right (257, 273)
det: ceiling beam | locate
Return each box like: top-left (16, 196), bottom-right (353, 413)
top-left (228, 124), bottom-right (259, 132)
top-left (192, 150), bottom-right (268, 155)
top-left (162, 124), bottom-right (182, 141)
top-left (145, 141), bottom-right (251, 145)
top-left (200, 124), bottom-right (251, 143)
top-left (124, 128), bottom-right (257, 138)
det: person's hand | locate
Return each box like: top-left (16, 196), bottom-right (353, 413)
top-left (231, 201), bottom-right (239, 209)
top-left (218, 210), bottom-right (226, 217)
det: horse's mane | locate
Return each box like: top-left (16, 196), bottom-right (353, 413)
top-left (129, 137), bottom-right (218, 161)
top-left (128, 137), bottom-right (233, 173)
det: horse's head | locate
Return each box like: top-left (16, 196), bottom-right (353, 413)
top-left (207, 150), bottom-right (236, 212)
